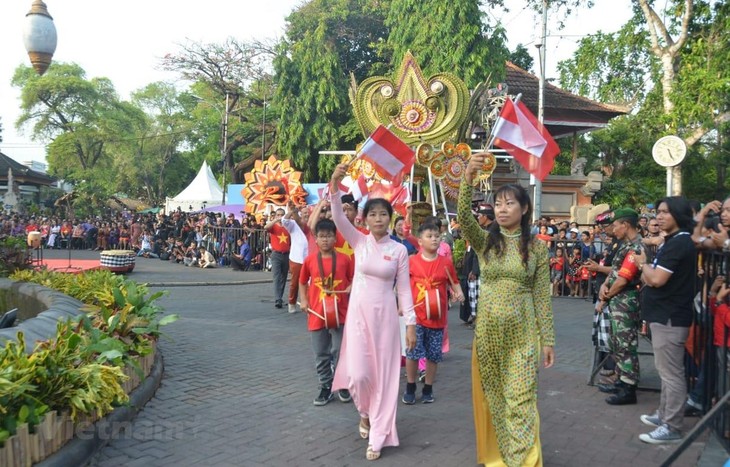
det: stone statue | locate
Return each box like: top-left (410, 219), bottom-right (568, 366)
top-left (570, 157), bottom-right (588, 176)
top-left (3, 168), bottom-right (18, 213)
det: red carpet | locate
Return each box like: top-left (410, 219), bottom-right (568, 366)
top-left (35, 258), bottom-right (102, 274)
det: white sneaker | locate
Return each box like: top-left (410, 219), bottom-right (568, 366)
top-left (640, 412), bottom-right (661, 427)
top-left (287, 303), bottom-right (297, 314)
top-left (639, 424), bottom-right (682, 444)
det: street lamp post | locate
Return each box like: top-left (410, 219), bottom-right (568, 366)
top-left (23, 0), bottom-right (57, 75)
top-left (221, 92), bottom-right (229, 205)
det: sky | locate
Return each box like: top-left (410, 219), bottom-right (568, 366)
top-left (0, 0), bottom-right (632, 165)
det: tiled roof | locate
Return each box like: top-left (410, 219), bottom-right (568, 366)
top-left (505, 62), bottom-right (628, 134)
top-left (0, 151), bottom-right (55, 185)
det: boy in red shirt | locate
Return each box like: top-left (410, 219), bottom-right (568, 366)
top-left (403, 223), bottom-right (464, 404)
top-left (550, 247), bottom-right (565, 296)
top-left (299, 219), bottom-right (354, 406)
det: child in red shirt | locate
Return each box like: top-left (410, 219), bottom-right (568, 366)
top-left (299, 219), bottom-right (354, 406)
top-left (403, 223), bottom-right (464, 404)
top-left (550, 247), bottom-right (565, 296)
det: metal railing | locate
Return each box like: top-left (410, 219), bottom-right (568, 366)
top-left (663, 250), bottom-right (730, 464)
top-left (201, 226), bottom-right (270, 270)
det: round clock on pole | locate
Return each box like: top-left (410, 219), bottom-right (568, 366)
top-left (652, 135), bottom-right (687, 196)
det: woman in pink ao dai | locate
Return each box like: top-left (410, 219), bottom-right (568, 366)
top-left (329, 163), bottom-right (416, 461)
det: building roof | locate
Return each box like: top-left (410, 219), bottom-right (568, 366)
top-left (0, 151), bottom-right (55, 186)
top-left (505, 62), bottom-right (629, 138)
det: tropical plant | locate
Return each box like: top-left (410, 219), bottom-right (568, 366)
top-left (0, 270), bottom-right (175, 446)
top-left (0, 236), bottom-right (31, 277)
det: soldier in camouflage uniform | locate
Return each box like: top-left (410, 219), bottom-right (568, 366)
top-left (597, 208), bottom-right (646, 405)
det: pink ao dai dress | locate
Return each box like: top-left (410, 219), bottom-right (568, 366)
top-left (330, 193), bottom-right (415, 453)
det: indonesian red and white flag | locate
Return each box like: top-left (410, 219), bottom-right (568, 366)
top-left (319, 180), bottom-right (348, 200)
top-left (492, 98), bottom-right (560, 181)
top-left (359, 125), bottom-right (415, 178)
top-left (349, 174), bottom-right (370, 201)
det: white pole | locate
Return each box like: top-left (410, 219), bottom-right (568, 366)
top-left (438, 180), bottom-right (451, 232)
top-left (666, 167), bottom-right (672, 197)
top-left (222, 92), bottom-right (229, 205)
top-left (427, 168), bottom-right (437, 216)
top-left (534, 0), bottom-right (548, 222)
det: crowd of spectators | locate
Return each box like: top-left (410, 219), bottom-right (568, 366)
top-left (0, 209), bottom-right (271, 271)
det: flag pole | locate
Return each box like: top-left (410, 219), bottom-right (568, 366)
top-left (533, 0), bottom-right (548, 222)
top-left (437, 179), bottom-right (451, 232)
top-left (427, 168), bottom-right (438, 216)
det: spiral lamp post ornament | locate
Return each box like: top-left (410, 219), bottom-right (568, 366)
top-left (23, 0), bottom-right (57, 76)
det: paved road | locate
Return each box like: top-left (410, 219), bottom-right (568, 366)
top-left (40, 250), bottom-right (706, 466)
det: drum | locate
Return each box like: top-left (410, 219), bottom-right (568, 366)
top-left (27, 231), bottom-right (42, 249)
top-left (424, 288), bottom-right (442, 321)
top-left (100, 250), bottom-right (136, 273)
top-left (321, 295), bottom-right (340, 329)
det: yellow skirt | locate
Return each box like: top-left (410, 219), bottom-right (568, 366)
top-left (472, 347), bottom-right (543, 467)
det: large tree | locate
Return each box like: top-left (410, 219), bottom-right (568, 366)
top-left (385, 0), bottom-right (509, 88)
top-left (274, 0), bottom-right (390, 181)
top-left (557, 0), bottom-right (729, 201)
top-left (11, 62), bottom-right (138, 185)
top-left (111, 82), bottom-right (197, 204)
top-left (161, 38), bottom-right (274, 184)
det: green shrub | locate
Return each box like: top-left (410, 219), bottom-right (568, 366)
top-left (0, 270), bottom-right (177, 445)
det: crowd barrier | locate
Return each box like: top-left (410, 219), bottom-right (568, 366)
top-left (662, 250), bottom-right (730, 464)
top-left (201, 226), bottom-right (270, 271)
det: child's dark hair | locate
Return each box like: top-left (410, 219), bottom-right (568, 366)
top-left (418, 222), bottom-right (439, 235)
top-left (422, 215), bottom-right (442, 229)
top-left (315, 218), bottom-right (337, 235)
top-left (363, 198), bottom-right (393, 218)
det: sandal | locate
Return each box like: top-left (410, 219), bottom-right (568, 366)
top-left (358, 418), bottom-right (370, 439)
top-left (366, 445), bottom-right (381, 461)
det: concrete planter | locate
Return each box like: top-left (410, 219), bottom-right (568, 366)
top-left (0, 344), bottom-right (159, 467)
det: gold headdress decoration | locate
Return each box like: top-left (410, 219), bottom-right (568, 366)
top-left (350, 51), bottom-right (469, 146)
top-left (242, 155), bottom-right (307, 213)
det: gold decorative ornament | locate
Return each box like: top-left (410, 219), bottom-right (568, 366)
top-left (350, 51), bottom-right (470, 145)
top-left (430, 158), bottom-right (446, 179)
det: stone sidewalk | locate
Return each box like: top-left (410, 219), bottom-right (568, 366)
top-left (41, 250), bottom-right (708, 466)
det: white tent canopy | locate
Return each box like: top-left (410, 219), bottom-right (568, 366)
top-left (165, 161), bottom-right (223, 213)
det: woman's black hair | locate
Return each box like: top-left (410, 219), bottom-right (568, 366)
top-left (655, 196), bottom-right (696, 232)
top-left (394, 216), bottom-right (405, 225)
top-left (363, 198), bottom-right (393, 218)
top-left (484, 184), bottom-right (533, 268)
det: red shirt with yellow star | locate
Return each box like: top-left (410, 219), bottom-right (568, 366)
top-left (334, 228), bottom-right (367, 261)
top-left (409, 254), bottom-right (457, 329)
top-left (299, 252), bottom-right (354, 331)
top-left (268, 223), bottom-right (291, 253)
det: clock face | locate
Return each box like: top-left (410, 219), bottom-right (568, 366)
top-left (652, 135), bottom-right (687, 167)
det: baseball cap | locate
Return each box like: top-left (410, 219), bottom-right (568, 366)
top-left (477, 205), bottom-right (495, 221)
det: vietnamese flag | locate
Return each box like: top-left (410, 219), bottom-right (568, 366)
top-left (360, 125), bottom-right (415, 179)
top-left (492, 98), bottom-right (560, 182)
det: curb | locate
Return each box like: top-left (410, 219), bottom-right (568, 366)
top-left (36, 351), bottom-right (165, 467)
top-left (146, 279), bottom-right (273, 287)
